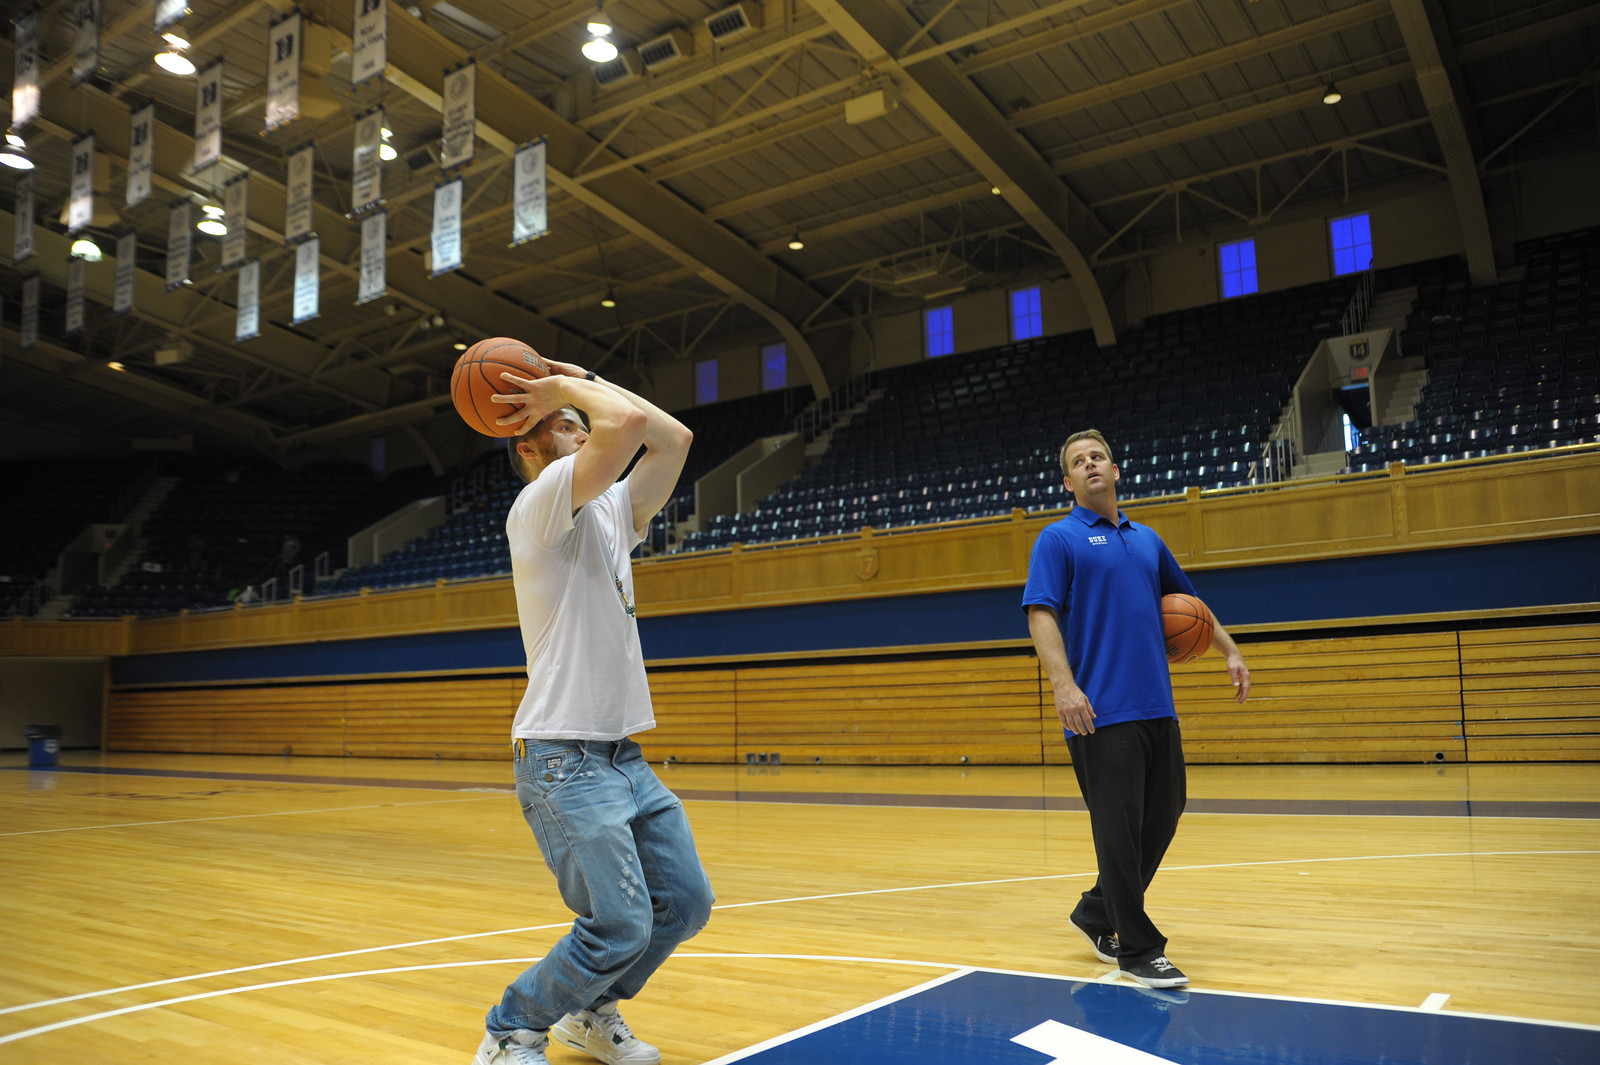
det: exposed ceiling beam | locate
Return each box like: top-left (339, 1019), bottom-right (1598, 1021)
top-left (1390, 0), bottom-right (1496, 285)
top-left (807, 0), bottom-right (1119, 347)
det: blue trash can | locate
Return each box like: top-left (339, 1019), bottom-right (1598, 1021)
top-left (25, 725), bottom-right (61, 768)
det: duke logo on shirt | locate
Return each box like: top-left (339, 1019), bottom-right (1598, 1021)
top-left (1088, 534), bottom-right (1108, 545)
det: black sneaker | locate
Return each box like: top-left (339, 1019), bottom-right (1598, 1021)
top-left (1069, 914), bottom-right (1120, 964)
top-left (1119, 955), bottom-right (1189, 988)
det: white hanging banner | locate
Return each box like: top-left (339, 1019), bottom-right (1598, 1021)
top-left (71, 0), bottom-right (100, 86)
top-left (154, 0), bottom-right (188, 34)
top-left (236, 258), bottom-right (261, 341)
top-left (351, 0), bottom-right (387, 87)
top-left (69, 134), bottom-right (95, 234)
top-left (114, 230), bottom-right (137, 314)
top-left (284, 144), bottom-right (314, 244)
top-left (266, 11), bottom-right (301, 132)
top-left (21, 275), bottom-right (39, 350)
top-left (222, 173), bottom-right (248, 270)
top-left (13, 171), bottom-right (34, 263)
top-left (292, 236), bottom-right (320, 324)
top-left (351, 108), bottom-right (383, 215)
top-left (358, 209), bottom-right (386, 305)
top-left (439, 61), bottom-right (476, 171)
top-left (166, 202), bottom-right (192, 290)
top-left (66, 256), bottom-right (86, 336)
top-left (512, 139), bottom-right (548, 245)
top-left (430, 177), bottom-right (463, 277)
top-left (11, 8), bottom-right (40, 131)
top-left (194, 60), bottom-right (224, 172)
top-left (127, 104), bottom-right (154, 206)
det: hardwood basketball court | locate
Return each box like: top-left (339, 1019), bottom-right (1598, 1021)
top-left (3, 752), bottom-right (1597, 1063)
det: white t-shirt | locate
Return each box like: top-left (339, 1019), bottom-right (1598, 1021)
top-left (507, 454), bottom-right (654, 740)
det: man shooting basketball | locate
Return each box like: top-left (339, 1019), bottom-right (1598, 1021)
top-left (471, 361), bottom-right (714, 1065)
top-left (1023, 429), bottom-right (1250, 989)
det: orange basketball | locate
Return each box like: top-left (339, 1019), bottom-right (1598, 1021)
top-left (451, 337), bottom-right (550, 437)
top-left (1161, 593), bottom-right (1215, 662)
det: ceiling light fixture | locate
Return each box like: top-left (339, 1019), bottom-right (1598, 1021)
top-left (71, 238), bottom-right (103, 261)
top-left (990, 185), bottom-right (1002, 195)
top-left (583, 5), bottom-right (619, 62)
top-left (453, 341), bottom-right (468, 351)
top-left (155, 33), bottom-right (196, 76)
top-left (1, 129), bottom-right (34, 170)
top-left (1322, 84), bottom-right (1342, 105)
top-left (787, 234), bottom-right (804, 251)
top-left (197, 218), bottom-right (227, 236)
top-left (108, 361), bottom-right (126, 371)
top-left (600, 288), bottom-right (617, 309)
top-left (380, 126), bottom-right (398, 161)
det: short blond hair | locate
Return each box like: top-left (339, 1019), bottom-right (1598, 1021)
top-left (1058, 429), bottom-right (1115, 475)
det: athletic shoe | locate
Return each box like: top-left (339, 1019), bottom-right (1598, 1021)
top-left (473, 1028), bottom-right (549, 1065)
top-left (1119, 955), bottom-right (1190, 988)
top-left (1069, 914), bottom-right (1121, 964)
top-left (551, 1002), bottom-right (662, 1065)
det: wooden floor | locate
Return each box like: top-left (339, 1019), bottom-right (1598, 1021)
top-left (2, 751), bottom-right (1598, 1064)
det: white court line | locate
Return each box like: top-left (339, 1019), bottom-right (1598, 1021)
top-left (0, 794), bottom-right (503, 837)
top-left (12, 953), bottom-right (1594, 1050)
top-left (1421, 993), bottom-right (1452, 1010)
top-left (5, 846), bottom-right (1597, 1022)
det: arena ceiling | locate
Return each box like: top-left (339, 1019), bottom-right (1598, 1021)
top-left (1, 0), bottom-right (1596, 465)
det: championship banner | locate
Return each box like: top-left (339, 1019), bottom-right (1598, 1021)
top-left (69, 134), bottom-right (95, 234)
top-left (439, 60), bottom-right (476, 171)
top-left (221, 173), bottom-right (248, 269)
top-left (12, 8), bottom-right (40, 130)
top-left (358, 210), bottom-right (386, 305)
top-left (71, 0), bottom-right (101, 87)
top-left (430, 177), bottom-right (463, 277)
top-left (114, 230), bottom-right (137, 314)
top-left (166, 201), bottom-right (192, 291)
top-left (284, 144), bottom-right (314, 244)
top-left (512, 139), bottom-right (548, 245)
top-left (127, 104), bottom-right (154, 206)
top-left (351, 0), bottom-right (387, 87)
top-left (266, 12), bottom-right (301, 132)
top-left (21, 275), bottom-right (39, 350)
top-left (65, 256), bottom-right (86, 336)
top-left (350, 108), bottom-right (383, 215)
top-left (154, 0), bottom-right (188, 34)
top-left (13, 171), bottom-right (34, 263)
top-left (194, 60), bottom-right (224, 172)
top-left (292, 236), bottom-right (320, 324)
top-left (236, 259), bottom-right (260, 341)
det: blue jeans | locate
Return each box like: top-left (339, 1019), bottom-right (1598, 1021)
top-left (487, 738), bottom-right (714, 1036)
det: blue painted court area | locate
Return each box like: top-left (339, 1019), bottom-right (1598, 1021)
top-left (714, 969), bottom-right (1599, 1065)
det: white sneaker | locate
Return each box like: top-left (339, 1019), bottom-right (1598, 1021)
top-left (473, 1029), bottom-right (549, 1065)
top-left (551, 1002), bottom-right (661, 1065)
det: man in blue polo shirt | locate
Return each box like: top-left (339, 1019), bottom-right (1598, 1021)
top-left (1023, 429), bottom-right (1250, 989)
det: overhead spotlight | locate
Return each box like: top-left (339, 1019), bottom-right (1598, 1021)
top-left (990, 185), bottom-right (1002, 195)
top-left (0, 129), bottom-right (33, 170)
top-left (380, 126), bottom-right (398, 161)
top-left (71, 238), bottom-right (103, 261)
top-left (600, 288), bottom-right (617, 309)
top-left (583, 4), bottom-right (619, 62)
top-left (453, 341), bottom-right (468, 351)
top-left (1322, 84), bottom-right (1342, 105)
top-left (108, 361), bottom-right (126, 372)
top-left (786, 234), bottom-right (804, 251)
top-left (155, 33), bottom-right (196, 76)
top-left (197, 204), bottom-right (226, 235)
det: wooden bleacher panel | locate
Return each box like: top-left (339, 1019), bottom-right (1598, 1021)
top-left (1460, 623), bottom-right (1600, 760)
top-left (340, 677), bottom-right (523, 759)
top-left (732, 655), bottom-right (1043, 764)
top-left (636, 669), bottom-right (738, 764)
top-left (1166, 632), bottom-right (1467, 764)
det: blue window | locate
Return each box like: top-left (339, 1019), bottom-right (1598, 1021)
top-left (695, 358), bottom-right (717, 405)
top-left (926, 306), bottom-right (954, 358)
top-left (761, 343), bottom-right (786, 391)
top-left (1330, 213), bottom-right (1373, 276)
top-left (1010, 286), bottom-right (1043, 341)
top-left (1219, 238), bottom-right (1258, 298)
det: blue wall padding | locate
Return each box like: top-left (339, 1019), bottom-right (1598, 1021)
top-left (109, 533), bottom-right (1598, 687)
